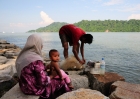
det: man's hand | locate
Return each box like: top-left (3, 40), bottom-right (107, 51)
top-left (79, 60), bottom-right (85, 65)
top-left (82, 58), bottom-right (86, 63)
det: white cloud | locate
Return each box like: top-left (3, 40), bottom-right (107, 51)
top-left (104, 0), bottom-right (123, 6)
top-left (39, 11), bottom-right (54, 26)
top-left (128, 14), bottom-right (140, 20)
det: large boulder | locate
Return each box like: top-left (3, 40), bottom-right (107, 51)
top-left (86, 72), bottom-right (125, 96)
top-left (57, 88), bottom-right (109, 99)
top-left (0, 83), bottom-right (39, 99)
top-left (69, 75), bottom-right (89, 90)
top-left (109, 81), bottom-right (140, 99)
top-left (0, 59), bottom-right (16, 82)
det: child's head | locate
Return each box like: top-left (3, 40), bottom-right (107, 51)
top-left (49, 49), bottom-right (60, 62)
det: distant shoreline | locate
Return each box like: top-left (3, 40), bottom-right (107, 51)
top-left (28, 20), bottom-right (140, 33)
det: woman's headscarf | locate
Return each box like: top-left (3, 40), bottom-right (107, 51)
top-left (16, 34), bottom-right (43, 77)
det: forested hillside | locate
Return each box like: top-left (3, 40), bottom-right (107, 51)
top-left (28, 19), bottom-right (140, 32)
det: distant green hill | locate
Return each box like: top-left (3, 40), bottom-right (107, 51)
top-left (28, 22), bottom-right (68, 32)
top-left (28, 19), bottom-right (140, 32)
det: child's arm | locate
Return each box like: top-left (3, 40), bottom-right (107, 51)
top-left (52, 62), bottom-right (63, 80)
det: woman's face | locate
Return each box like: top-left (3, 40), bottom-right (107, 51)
top-left (50, 51), bottom-right (60, 62)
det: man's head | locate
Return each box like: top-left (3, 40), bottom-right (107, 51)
top-left (81, 34), bottom-right (93, 44)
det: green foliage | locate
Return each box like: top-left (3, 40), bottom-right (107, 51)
top-left (28, 22), bottom-right (68, 32)
top-left (28, 19), bottom-right (140, 32)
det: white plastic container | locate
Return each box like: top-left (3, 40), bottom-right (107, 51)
top-left (100, 58), bottom-right (105, 75)
top-left (90, 62), bottom-right (100, 74)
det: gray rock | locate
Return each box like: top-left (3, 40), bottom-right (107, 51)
top-left (4, 51), bottom-right (15, 58)
top-left (2, 48), bottom-right (21, 59)
top-left (57, 88), bottom-right (109, 99)
top-left (0, 77), bottom-right (18, 97)
top-left (67, 70), bottom-right (83, 75)
top-left (109, 81), bottom-right (140, 99)
top-left (69, 75), bottom-right (89, 90)
top-left (0, 44), bottom-right (16, 49)
top-left (0, 56), bottom-right (7, 65)
top-left (0, 83), bottom-right (39, 99)
top-left (0, 59), bottom-right (16, 82)
top-left (86, 71), bottom-right (125, 96)
top-left (0, 40), bottom-right (7, 44)
top-left (0, 50), bottom-right (5, 55)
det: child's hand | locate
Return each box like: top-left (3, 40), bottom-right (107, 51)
top-left (61, 77), bottom-right (64, 80)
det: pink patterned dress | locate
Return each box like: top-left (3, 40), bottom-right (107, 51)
top-left (19, 60), bottom-right (71, 99)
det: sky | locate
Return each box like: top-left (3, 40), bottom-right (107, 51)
top-left (0, 0), bottom-right (140, 33)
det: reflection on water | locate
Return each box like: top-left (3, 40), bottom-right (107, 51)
top-left (0, 32), bottom-right (140, 84)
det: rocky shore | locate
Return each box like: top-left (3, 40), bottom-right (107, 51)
top-left (0, 39), bottom-right (140, 99)
top-left (0, 39), bottom-right (21, 97)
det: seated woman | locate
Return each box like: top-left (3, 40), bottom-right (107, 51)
top-left (16, 34), bottom-right (71, 99)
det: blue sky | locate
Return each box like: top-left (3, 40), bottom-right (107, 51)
top-left (0, 0), bottom-right (140, 32)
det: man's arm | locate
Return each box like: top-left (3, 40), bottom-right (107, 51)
top-left (73, 44), bottom-right (85, 64)
top-left (80, 42), bottom-right (85, 63)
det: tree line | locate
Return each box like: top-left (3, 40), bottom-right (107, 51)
top-left (28, 19), bottom-right (140, 32)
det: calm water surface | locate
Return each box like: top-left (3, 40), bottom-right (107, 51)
top-left (0, 32), bottom-right (140, 84)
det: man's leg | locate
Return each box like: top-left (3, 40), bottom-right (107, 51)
top-left (63, 42), bottom-right (68, 59)
top-left (76, 42), bottom-right (80, 54)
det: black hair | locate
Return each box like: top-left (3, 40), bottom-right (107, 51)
top-left (49, 49), bottom-right (58, 57)
top-left (83, 34), bottom-right (93, 44)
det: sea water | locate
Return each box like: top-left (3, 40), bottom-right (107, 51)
top-left (0, 32), bottom-right (140, 84)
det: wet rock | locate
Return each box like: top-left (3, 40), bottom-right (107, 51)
top-left (57, 88), bottom-right (109, 99)
top-left (109, 81), bottom-right (140, 99)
